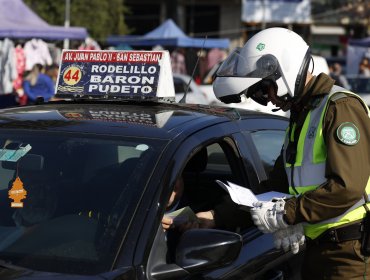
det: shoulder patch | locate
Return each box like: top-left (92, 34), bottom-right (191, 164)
top-left (336, 122), bottom-right (360, 146)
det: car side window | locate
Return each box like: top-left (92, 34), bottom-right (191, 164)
top-left (250, 130), bottom-right (285, 175)
top-left (182, 142), bottom-right (241, 208)
top-left (179, 140), bottom-right (249, 228)
top-left (205, 143), bottom-right (231, 173)
top-left (161, 139), bottom-right (254, 265)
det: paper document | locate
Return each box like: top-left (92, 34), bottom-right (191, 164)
top-left (216, 180), bottom-right (258, 207)
top-left (215, 180), bottom-right (290, 207)
top-left (164, 206), bottom-right (197, 226)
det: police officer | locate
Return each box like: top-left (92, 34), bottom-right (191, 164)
top-left (213, 27), bottom-right (370, 279)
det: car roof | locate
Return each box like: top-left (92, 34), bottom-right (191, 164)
top-left (0, 100), bottom-right (286, 140)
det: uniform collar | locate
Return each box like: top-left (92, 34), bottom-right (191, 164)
top-left (304, 73), bottom-right (335, 98)
top-left (294, 73), bottom-right (334, 109)
top-left (290, 73), bottom-right (335, 119)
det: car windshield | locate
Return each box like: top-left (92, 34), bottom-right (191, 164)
top-left (0, 130), bottom-right (164, 275)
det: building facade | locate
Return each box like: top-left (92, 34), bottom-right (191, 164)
top-left (125, 0), bottom-right (244, 49)
top-left (124, 0), bottom-right (369, 56)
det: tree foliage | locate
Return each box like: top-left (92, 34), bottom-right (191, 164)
top-left (23, 0), bottom-right (131, 43)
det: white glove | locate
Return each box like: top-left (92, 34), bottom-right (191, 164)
top-left (273, 223), bottom-right (305, 254)
top-left (250, 198), bottom-right (288, 233)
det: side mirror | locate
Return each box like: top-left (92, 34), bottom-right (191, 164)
top-left (148, 228), bottom-right (242, 280)
top-left (176, 229), bottom-right (242, 273)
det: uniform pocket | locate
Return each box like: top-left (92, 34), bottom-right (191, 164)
top-left (353, 239), bottom-right (366, 261)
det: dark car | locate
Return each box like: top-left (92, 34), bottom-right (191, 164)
top-left (0, 99), bottom-right (303, 280)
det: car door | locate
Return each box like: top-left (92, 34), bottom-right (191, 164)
top-left (139, 121), bottom-right (247, 277)
top-left (142, 116), bottom-right (302, 280)
top-left (203, 131), bottom-right (304, 279)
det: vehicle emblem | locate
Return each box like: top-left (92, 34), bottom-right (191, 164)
top-left (336, 122), bottom-right (360, 146)
top-left (8, 176), bottom-right (27, 208)
top-left (256, 43), bottom-right (265, 51)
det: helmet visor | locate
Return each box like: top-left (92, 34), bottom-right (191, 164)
top-left (216, 48), bottom-right (281, 80)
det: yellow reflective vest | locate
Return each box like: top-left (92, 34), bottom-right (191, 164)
top-left (283, 85), bottom-right (370, 239)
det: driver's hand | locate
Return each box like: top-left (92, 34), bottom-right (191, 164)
top-left (196, 211), bottom-right (216, 229)
top-left (161, 216), bottom-right (173, 231)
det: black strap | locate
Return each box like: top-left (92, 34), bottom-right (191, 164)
top-left (363, 193), bottom-right (370, 212)
top-left (285, 119), bottom-right (298, 195)
top-left (314, 222), bottom-right (362, 244)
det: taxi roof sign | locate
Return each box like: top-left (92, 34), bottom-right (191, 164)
top-left (59, 108), bottom-right (173, 128)
top-left (55, 50), bottom-right (175, 102)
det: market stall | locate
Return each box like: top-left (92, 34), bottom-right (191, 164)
top-left (107, 19), bottom-right (229, 49)
top-left (0, 0), bottom-right (87, 40)
top-left (0, 0), bottom-right (87, 106)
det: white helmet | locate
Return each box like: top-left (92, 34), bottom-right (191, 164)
top-left (213, 28), bottom-right (311, 105)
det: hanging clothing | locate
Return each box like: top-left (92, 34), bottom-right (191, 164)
top-left (78, 37), bottom-right (101, 50)
top-left (24, 39), bottom-right (52, 71)
top-left (48, 44), bottom-right (62, 67)
top-left (171, 49), bottom-right (187, 75)
top-left (207, 48), bottom-right (226, 71)
top-left (0, 38), bottom-right (17, 94)
top-left (13, 44), bottom-right (26, 91)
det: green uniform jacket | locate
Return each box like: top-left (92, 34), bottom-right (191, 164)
top-left (265, 73), bottom-right (370, 225)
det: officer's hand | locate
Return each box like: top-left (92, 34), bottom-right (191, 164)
top-left (250, 199), bottom-right (288, 233)
top-left (273, 223), bottom-right (305, 254)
